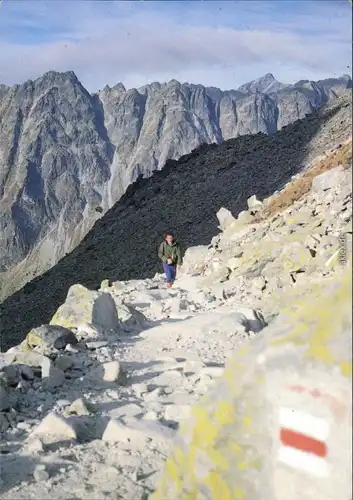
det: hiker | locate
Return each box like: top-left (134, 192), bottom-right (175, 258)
top-left (158, 232), bottom-right (183, 288)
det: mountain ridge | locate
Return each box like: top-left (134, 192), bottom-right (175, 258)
top-left (0, 70), bottom-right (351, 301)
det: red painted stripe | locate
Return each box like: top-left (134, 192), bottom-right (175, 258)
top-left (280, 428), bottom-right (327, 458)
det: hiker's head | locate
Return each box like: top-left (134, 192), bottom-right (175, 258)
top-left (165, 232), bottom-right (174, 244)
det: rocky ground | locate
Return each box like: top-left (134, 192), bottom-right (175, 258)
top-left (0, 152), bottom-right (351, 499)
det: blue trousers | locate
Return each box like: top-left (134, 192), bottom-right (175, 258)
top-left (163, 262), bottom-right (176, 284)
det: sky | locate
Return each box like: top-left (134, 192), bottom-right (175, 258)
top-left (0, 0), bottom-right (351, 92)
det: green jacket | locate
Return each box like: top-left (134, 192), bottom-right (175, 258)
top-left (158, 241), bottom-right (183, 266)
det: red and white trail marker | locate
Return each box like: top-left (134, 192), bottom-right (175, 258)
top-left (277, 407), bottom-right (330, 477)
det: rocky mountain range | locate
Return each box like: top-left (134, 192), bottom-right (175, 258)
top-left (0, 114), bottom-right (351, 498)
top-left (0, 70), bottom-right (351, 301)
top-left (1, 90), bottom-right (351, 351)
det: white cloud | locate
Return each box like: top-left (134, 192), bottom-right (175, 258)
top-left (0, 1), bottom-right (351, 91)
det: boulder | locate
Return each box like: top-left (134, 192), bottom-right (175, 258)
top-left (65, 397), bottom-right (94, 417)
top-left (247, 194), bottom-right (264, 213)
top-left (20, 325), bottom-right (78, 352)
top-left (209, 234), bottom-right (221, 249)
top-left (31, 412), bottom-right (92, 443)
top-left (216, 207), bottom-right (236, 231)
top-left (227, 256), bottom-right (243, 270)
top-left (50, 284), bottom-right (119, 331)
top-left (217, 221), bottom-right (254, 251)
top-left (102, 417), bottom-right (175, 446)
top-left (261, 241), bottom-right (315, 284)
top-left (115, 303), bottom-right (147, 329)
top-left (153, 270), bottom-right (352, 500)
top-left (311, 165), bottom-right (348, 193)
top-left (164, 405), bottom-right (192, 423)
top-left (237, 210), bottom-right (254, 224)
top-left (75, 323), bottom-right (103, 340)
top-left (200, 264), bottom-right (230, 287)
top-left (88, 360), bottom-right (127, 385)
top-left (181, 245), bottom-right (211, 276)
top-left (31, 413), bottom-right (77, 441)
top-left (25, 438), bottom-right (45, 454)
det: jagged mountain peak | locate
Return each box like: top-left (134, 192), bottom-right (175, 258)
top-left (237, 72), bottom-right (287, 95)
top-left (31, 69), bottom-right (80, 87)
top-left (339, 73), bottom-right (352, 83)
top-left (0, 71), bottom-right (351, 302)
top-left (1, 92), bottom-right (351, 352)
top-left (256, 72), bottom-right (277, 84)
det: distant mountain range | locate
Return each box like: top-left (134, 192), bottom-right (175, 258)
top-left (0, 70), bottom-right (351, 301)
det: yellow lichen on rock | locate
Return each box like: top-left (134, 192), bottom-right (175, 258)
top-left (152, 269), bottom-right (352, 500)
top-left (49, 283), bottom-right (119, 331)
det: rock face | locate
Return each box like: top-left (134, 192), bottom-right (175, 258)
top-left (0, 71), bottom-right (351, 300)
top-left (1, 91), bottom-right (351, 350)
top-left (153, 270), bottom-right (352, 500)
top-left (49, 284), bottom-right (119, 332)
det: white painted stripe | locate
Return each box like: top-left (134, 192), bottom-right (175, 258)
top-left (279, 407), bottom-right (329, 441)
top-left (278, 446), bottom-right (330, 478)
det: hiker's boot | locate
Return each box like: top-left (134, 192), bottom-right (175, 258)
top-left (167, 283), bottom-right (172, 289)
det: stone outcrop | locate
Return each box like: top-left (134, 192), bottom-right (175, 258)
top-left (0, 71), bottom-right (351, 301)
top-left (153, 270), bottom-right (352, 500)
top-left (49, 284), bottom-right (119, 332)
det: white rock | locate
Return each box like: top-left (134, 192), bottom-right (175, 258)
top-left (132, 383), bottom-right (148, 397)
top-left (247, 194), bottom-right (264, 212)
top-left (102, 419), bottom-right (145, 445)
top-left (102, 417), bottom-right (175, 446)
top-left (116, 303), bottom-right (147, 329)
top-left (227, 257), bottom-right (242, 270)
top-left (143, 410), bottom-right (159, 420)
top-left (33, 465), bottom-right (50, 482)
top-left (65, 344), bottom-right (79, 353)
top-left (86, 341), bottom-right (109, 350)
top-left (164, 404), bottom-right (192, 422)
top-left (237, 210), bottom-right (254, 224)
top-left (312, 165), bottom-right (347, 193)
top-left (217, 207), bottom-right (236, 231)
top-left (108, 403), bottom-right (143, 419)
top-left (17, 421), bottom-right (32, 431)
top-left (56, 399), bottom-right (71, 407)
top-left (66, 397), bottom-right (92, 416)
top-left (76, 323), bottom-right (103, 340)
top-left (89, 360), bottom-right (127, 384)
top-left (181, 245), bottom-right (211, 276)
top-left (26, 438), bottom-right (45, 454)
top-left (31, 412), bottom-right (77, 441)
top-left (200, 366), bottom-right (225, 378)
top-left (144, 387), bottom-right (164, 401)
